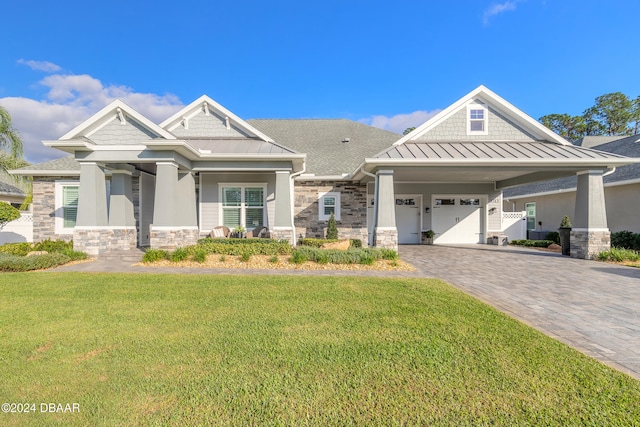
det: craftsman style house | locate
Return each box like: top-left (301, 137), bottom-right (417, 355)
top-left (12, 86), bottom-right (638, 259)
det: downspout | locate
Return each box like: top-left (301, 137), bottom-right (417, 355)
top-left (603, 167), bottom-right (616, 177)
top-left (289, 159), bottom-right (306, 245)
top-left (359, 166), bottom-right (378, 247)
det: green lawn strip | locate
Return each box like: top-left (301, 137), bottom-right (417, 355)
top-left (1, 273), bottom-right (638, 426)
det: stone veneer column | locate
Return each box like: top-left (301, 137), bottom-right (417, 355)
top-left (570, 170), bottom-right (611, 259)
top-left (150, 162), bottom-right (198, 250)
top-left (374, 169), bottom-right (398, 250)
top-left (270, 170), bottom-right (295, 244)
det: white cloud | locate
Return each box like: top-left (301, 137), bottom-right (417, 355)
top-left (17, 59), bottom-right (62, 73)
top-left (359, 110), bottom-right (441, 135)
top-left (0, 73), bottom-right (184, 163)
top-left (482, 1), bottom-right (520, 26)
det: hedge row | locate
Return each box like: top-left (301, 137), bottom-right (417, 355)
top-left (0, 253), bottom-right (73, 272)
top-left (299, 238), bottom-right (363, 248)
top-left (510, 240), bottom-right (555, 248)
top-left (192, 238), bottom-right (293, 256)
top-left (0, 240), bottom-right (87, 262)
top-left (290, 246), bottom-right (397, 265)
top-left (597, 247), bottom-right (640, 262)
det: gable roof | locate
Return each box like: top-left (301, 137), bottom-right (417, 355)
top-left (391, 85), bottom-right (571, 147)
top-left (59, 99), bottom-right (176, 141)
top-left (575, 135), bottom-right (627, 148)
top-left (161, 95), bottom-right (276, 144)
top-left (504, 134), bottom-right (640, 198)
top-left (248, 119), bottom-right (400, 176)
top-left (11, 155), bottom-right (81, 176)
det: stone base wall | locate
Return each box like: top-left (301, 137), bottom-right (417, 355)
top-left (150, 227), bottom-right (199, 250)
top-left (269, 227), bottom-right (295, 245)
top-left (570, 230), bottom-right (611, 260)
top-left (294, 180), bottom-right (368, 243)
top-left (375, 228), bottom-right (398, 251)
top-left (73, 227), bottom-right (137, 256)
top-left (33, 177), bottom-right (74, 242)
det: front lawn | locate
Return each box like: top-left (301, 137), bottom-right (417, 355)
top-left (1, 273), bottom-right (638, 425)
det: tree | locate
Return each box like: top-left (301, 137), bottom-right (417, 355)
top-left (0, 201), bottom-right (20, 230)
top-left (403, 127), bottom-right (416, 135)
top-left (632, 95), bottom-right (640, 135)
top-left (539, 114), bottom-right (588, 143)
top-left (0, 105), bottom-right (25, 174)
top-left (325, 212), bottom-right (338, 240)
top-left (583, 92), bottom-right (634, 136)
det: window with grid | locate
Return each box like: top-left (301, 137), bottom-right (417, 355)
top-left (319, 192), bottom-right (340, 221)
top-left (221, 186), bottom-right (265, 229)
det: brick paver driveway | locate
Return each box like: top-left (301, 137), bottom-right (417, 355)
top-left (399, 244), bottom-right (640, 379)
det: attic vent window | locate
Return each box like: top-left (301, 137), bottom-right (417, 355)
top-left (467, 104), bottom-right (488, 135)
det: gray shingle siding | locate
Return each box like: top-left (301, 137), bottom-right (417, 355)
top-left (416, 106), bottom-right (537, 141)
top-left (171, 111), bottom-right (251, 138)
top-left (90, 117), bottom-right (160, 144)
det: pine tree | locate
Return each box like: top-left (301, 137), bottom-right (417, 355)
top-left (326, 212), bottom-right (338, 240)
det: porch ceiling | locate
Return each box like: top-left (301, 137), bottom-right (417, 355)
top-left (361, 165), bottom-right (608, 190)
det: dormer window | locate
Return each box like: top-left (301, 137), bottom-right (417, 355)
top-left (467, 104), bottom-right (488, 135)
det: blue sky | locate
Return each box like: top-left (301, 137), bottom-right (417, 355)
top-left (1, 0), bottom-right (639, 163)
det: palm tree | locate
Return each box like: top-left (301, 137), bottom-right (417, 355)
top-left (0, 105), bottom-right (30, 209)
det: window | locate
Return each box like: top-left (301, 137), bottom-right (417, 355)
top-left (467, 104), bottom-right (488, 134)
top-left (460, 198), bottom-right (480, 206)
top-left (319, 192), bottom-right (340, 221)
top-left (54, 181), bottom-right (79, 234)
top-left (220, 185), bottom-right (265, 229)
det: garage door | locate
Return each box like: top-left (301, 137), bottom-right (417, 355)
top-left (395, 197), bottom-right (420, 244)
top-left (432, 196), bottom-right (483, 244)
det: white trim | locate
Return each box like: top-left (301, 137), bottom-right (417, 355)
top-left (54, 180), bottom-right (80, 235)
top-left (389, 85), bottom-right (571, 148)
top-left (218, 183), bottom-right (268, 230)
top-left (318, 191), bottom-right (341, 221)
top-left (160, 95), bottom-right (276, 143)
top-left (74, 226), bottom-right (136, 230)
top-left (60, 99), bottom-right (176, 141)
top-left (504, 178), bottom-right (640, 200)
top-left (467, 103), bottom-right (488, 135)
top-left (375, 227), bottom-right (397, 231)
top-left (571, 228), bottom-right (610, 232)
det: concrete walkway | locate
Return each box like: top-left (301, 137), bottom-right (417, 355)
top-left (51, 244), bottom-right (640, 379)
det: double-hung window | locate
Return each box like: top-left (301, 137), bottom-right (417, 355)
top-left (221, 185), bottom-right (265, 229)
top-left (319, 192), bottom-right (340, 221)
top-left (467, 104), bottom-right (488, 134)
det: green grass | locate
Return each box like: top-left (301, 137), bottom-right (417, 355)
top-left (1, 273), bottom-right (639, 426)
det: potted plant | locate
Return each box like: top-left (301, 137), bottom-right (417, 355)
top-left (233, 225), bottom-right (246, 238)
top-left (422, 230), bottom-right (435, 245)
top-left (558, 215), bottom-right (572, 256)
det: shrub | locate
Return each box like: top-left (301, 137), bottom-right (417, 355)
top-left (611, 231), bottom-right (640, 251)
top-left (240, 252), bottom-right (251, 262)
top-left (0, 253), bottom-right (71, 272)
top-left (0, 242), bottom-right (32, 256)
top-left (219, 255), bottom-right (226, 262)
top-left (349, 239), bottom-right (363, 248)
top-left (290, 251), bottom-right (307, 264)
top-left (326, 212), bottom-right (338, 240)
top-left (379, 248), bottom-right (399, 260)
top-left (268, 255), bottom-right (279, 263)
top-left (510, 240), bottom-right (555, 248)
top-left (192, 249), bottom-right (207, 263)
top-left (546, 232), bottom-right (560, 245)
top-left (191, 239), bottom-right (292, 256)
top-left (33, 239), bottom-right (74, 253)
top-left (299, 238), bottom-right (363, 249)
top-left (560, 215), bottom-right (572, 228)
top-left (143, 249), bottom-right (169, 263)
top-left (0, 202), bottom-right (20, 227)
top-left (171, 247), bottom-right (189, 262)
top-left (597, 247), bottom-right (640, 262)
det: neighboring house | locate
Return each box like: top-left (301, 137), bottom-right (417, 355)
top-left (11, 86), bottom-right (639, 259)
top-left (504, 134), bottom-right (640, 235)
top-left (0, 172), bottom-right (26, 208)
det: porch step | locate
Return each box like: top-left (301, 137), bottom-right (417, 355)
top-left (96, 248), bottom-right (146, 263)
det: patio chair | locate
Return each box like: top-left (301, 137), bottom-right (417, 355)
top-left (209, 226), bottom-right (230, 239)
top-left (247, 226), bottom-right (269, 238)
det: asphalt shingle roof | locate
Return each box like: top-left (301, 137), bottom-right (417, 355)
top-left (0, 173), bottom-right (25, 196)
top-left (248, 119), bottom-right (400, 176)
top-left (12, 155), bottom-right (81, 174)
top-left (504, 135), bottom-right (640, 197)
